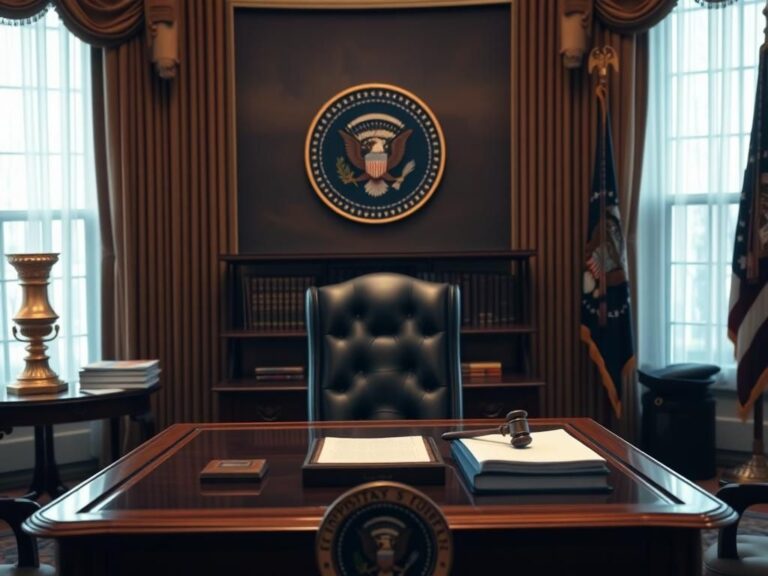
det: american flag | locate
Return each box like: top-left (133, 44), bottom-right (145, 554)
top-left (728, 37), bottom-right (768, 419)
top-left (580, 75), bottom-right (635, 419)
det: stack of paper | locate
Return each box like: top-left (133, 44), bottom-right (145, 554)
top-left (79, 359), bottom-right (160, 389)
top-left (316, 436), bottom-right (433, 464)
top-left (452, 428), bottom-right (610, 493)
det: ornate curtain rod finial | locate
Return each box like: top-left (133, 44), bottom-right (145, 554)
top-left (588, 46), bottom-right (619, 83)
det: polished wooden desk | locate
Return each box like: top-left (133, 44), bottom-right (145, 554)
top-left (0, 382), bottom-right (158, 499)
top-left (25, 419), bottom-right (735, 576)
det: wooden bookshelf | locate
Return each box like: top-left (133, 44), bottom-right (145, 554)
top-left (215, 251), bottom-right (543, 421)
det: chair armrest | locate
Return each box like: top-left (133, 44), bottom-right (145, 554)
top-left (0, 497), bottom-right (41, 567)
top-left (715, 483), bottom-right (768, 559)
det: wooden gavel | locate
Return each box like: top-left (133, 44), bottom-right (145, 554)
top-left (441, 409), bottom-right (532, 448)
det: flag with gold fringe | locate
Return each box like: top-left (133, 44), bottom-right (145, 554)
top-left (580, 47), bottom-right (635, 419)
top-left (728, 32), bottom-right (768, 420)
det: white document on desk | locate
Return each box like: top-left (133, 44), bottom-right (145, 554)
top-left (316, 436), bottom-right (432, 464)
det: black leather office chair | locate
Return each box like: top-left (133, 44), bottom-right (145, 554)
top-left (0, 497), bottom-right (55, 575)
top-left (306, 272), bottom-right (463, 421)
top-left (704, 483), bottom-right (768, 576)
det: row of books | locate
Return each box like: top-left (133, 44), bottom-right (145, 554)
top-left (240, 271), bottom-right (521, 331)
top-left (417, 271), bottom-right (520, 327)
top-left (451, 428), bottom-right (610, 493)
top-left (252, 364), bottom-right (519, 383)
top-left (79, 359), bottom-right (160, 389)
top-left (243, 276), bottom-right (313, 331)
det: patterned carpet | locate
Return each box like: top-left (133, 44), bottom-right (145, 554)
top-left (1, 512), bottom-right (767, 570)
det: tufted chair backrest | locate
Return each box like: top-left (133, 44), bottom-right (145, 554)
top-left (306, 273), bottom-right (463, 421)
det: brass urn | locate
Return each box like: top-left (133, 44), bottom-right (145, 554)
top-left (6, 253), bottom-right (67, 395)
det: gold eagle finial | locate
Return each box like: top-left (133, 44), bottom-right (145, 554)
top-left (588, 46), bottom-right (619, 83)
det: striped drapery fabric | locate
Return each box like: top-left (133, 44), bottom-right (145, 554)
top-left (94, 0), bottom-right (230, 427)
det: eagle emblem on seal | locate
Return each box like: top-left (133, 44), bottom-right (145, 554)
top-left (337, 114), bottom-right (416, 198)
top-left (354, 516), bottom-right (418, 575)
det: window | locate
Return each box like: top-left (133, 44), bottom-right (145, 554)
top-left (639, 0), bottom-right (764, 371)
top-left (0, 11), bottom-right (100, 386)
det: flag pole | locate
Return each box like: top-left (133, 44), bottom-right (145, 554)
top-left (588, 46), bottom-right (619, 328)
top-left (720, 0), bottom-right (768, 485)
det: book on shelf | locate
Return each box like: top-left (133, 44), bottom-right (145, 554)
top-left (462, 361), bottom-right (502, 379)
top-left (462, 362), bottom-right (502, 371)
top-left (254, 366), bottom-right (304, 381)
top-left (255, 374), bottom-right (304, 381)
top-left (449, 271), bottom-right (518, 327)
top-left (245, 275), bottom-right (313, 331)
top-left (451, 428), bottom-right (610, 493)
top-left (254, 366), bottom-right (304, 375)
top-left (462, 361), bottom-right (502, 369)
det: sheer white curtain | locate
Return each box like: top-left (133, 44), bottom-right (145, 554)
top-left (639, 0), bottom-right (764, 378)
top-left (0, 10), bottom-right (100, 386)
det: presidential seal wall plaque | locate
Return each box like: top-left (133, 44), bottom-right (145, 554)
top-left (316, 481), bottom-right (452, 576)
top-left (305, 84), bottom-right (446, 224)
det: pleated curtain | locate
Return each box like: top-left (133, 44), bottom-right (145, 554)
top-left (92, 1), bottom-right (229, 427)
top-left (515, 1), bottom-right (672, 433)
top-left (2, 0), bottom-right (230, 428)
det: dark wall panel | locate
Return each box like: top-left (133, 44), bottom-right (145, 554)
top-left (233, 5), bottom-right (511, 254)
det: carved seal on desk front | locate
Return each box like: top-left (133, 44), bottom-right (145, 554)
top-left (305, 84), bottom-right (445, 224)
top-left (316, 481), bottom-right (452, 576)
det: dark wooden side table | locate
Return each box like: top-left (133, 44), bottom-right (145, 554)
top-left (0, 382), bottom-right (159, 500)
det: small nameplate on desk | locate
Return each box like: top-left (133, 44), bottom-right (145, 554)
top-left (200, 459), bottom-right (268, 482)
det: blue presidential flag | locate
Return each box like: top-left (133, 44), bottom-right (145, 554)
top-left (728, 40), bottom-right (768, 419)
top-left (580, 85), bottom-right (635, 419)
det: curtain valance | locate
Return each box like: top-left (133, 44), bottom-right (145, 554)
top-left (562, 0), bottom-right (677, 34)
top-left (0, 0), bottom-right (177, 77)
top-left (561, 0), bottom-right (676, 68)
top-left (594, 0), bottom-right (677, 33)
top-left (0, 0), bottom-right (48, 21)
top-left (0, 0), bottom-right (143, 46)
